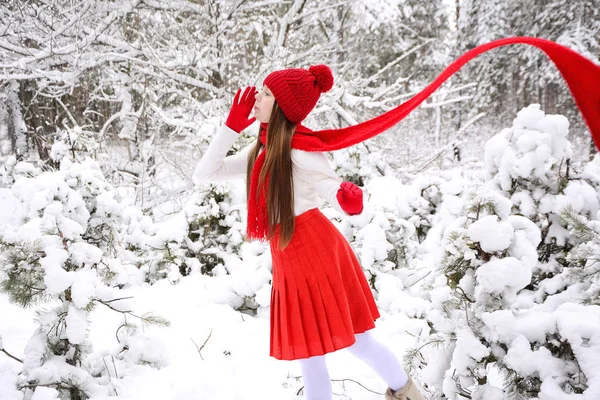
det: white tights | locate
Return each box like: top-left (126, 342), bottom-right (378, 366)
top-left (298, 331), bottom-right (408, 400)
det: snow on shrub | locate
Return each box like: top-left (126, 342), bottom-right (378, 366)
top-left (0, 150), bottom-right (167, 398)
top-left (411, 105), bottom-right (600, 399)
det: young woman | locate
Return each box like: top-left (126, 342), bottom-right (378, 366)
top-left (193, 65), bottom-right (424, 400)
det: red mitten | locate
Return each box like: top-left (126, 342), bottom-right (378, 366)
top-left (336, 182), bottom-right (364, 215)
top-left (225, 86), bottom-right (258, 133)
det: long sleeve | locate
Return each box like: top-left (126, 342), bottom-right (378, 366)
top-left (291, 150), bottom-right (347, 214)
top-left (193, 125), bottom-right (254, 184)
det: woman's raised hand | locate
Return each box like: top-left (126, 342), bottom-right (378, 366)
top-left (225, 86), bottom-right (258, 133)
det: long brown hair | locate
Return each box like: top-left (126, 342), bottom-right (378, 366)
top-left (246, 102), bottom-right (297, 249)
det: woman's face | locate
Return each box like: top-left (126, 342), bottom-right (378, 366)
top-left (254, 86), bottom-right (275, 123)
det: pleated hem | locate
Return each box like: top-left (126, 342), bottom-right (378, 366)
top-left (271, 324), bottom-right (377, 361)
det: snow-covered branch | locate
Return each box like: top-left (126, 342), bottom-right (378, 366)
top-left (363, 39), bottom-right (434, 86)
top-left (275, 0), bottom-right (308, 49)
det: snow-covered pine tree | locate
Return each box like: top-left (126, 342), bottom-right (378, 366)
top-left (186, 183), bottom-right (245, 277)
top-left (0, 130), bottom-right (168, 399)
top-left (412, 105), bottom-right (599, 399)
top-left (138, 177), bottom-right (247, 284)
top-left (338, 172), bottom-right (444, 295)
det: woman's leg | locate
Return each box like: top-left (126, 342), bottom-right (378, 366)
top-left (298, 355), bottom-right (332, 400)
top-left (346, 331), bottom-right (409, 391)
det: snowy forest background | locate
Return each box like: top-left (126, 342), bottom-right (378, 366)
top-left (1, 0), bottom-right (600, 399)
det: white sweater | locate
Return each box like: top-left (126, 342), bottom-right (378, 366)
top-left (193, 125), bottom-right (346, 215)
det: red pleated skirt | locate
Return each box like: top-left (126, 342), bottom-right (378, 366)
top-left (269, 208), bottom-right (380, 360)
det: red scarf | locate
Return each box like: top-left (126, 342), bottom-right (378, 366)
top-left (246, 36), bottom-right (600, 241)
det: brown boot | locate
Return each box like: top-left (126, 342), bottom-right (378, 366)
top-left (385, 376), bottom-right (425, 400)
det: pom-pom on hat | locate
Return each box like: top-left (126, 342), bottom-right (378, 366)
top-left (263, 64), bottom-right (334, 124)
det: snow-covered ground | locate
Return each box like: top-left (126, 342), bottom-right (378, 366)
top-left (1, 273), bottom-right (426, 400)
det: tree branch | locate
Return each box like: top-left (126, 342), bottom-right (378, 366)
top-left (1, 348), bottom-right (24, 364)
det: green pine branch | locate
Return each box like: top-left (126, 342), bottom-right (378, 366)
top-left (559, 206), bottom-right (595, 243)
top-left (0, 239), bottom-right (47, 308)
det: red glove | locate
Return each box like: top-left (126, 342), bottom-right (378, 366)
top-left (336, 182), bottom-right (364, 215)
top-left (225, 86), bottom-right (258, 133)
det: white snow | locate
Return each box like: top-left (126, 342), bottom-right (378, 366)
top-left (30, 387), bottom-right (59, 400)
top-left (452, 328), bottom-right (490, 375)
top-left (503, 335), bottom-right (565, 380)
top-left (41, 248), bottom-right (74, 295)
top-left (66, 303), bottom-right (89, 345)
top-left (355, 213), bottom-right (393, 268)
top-left (70, 269), bottom-right (98, 308)
top-left (475, 257), bottom-right (532, 300)
top-left (467, 215), bottom-right (514, 252)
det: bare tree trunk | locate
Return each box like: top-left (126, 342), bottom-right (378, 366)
top-left (19, 80), bottom-right (52, 162)
top-left (455, 0), bottom-right (460, 31)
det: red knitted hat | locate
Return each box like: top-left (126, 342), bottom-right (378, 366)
top-left (263, 65), bottom-right (334, 124)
